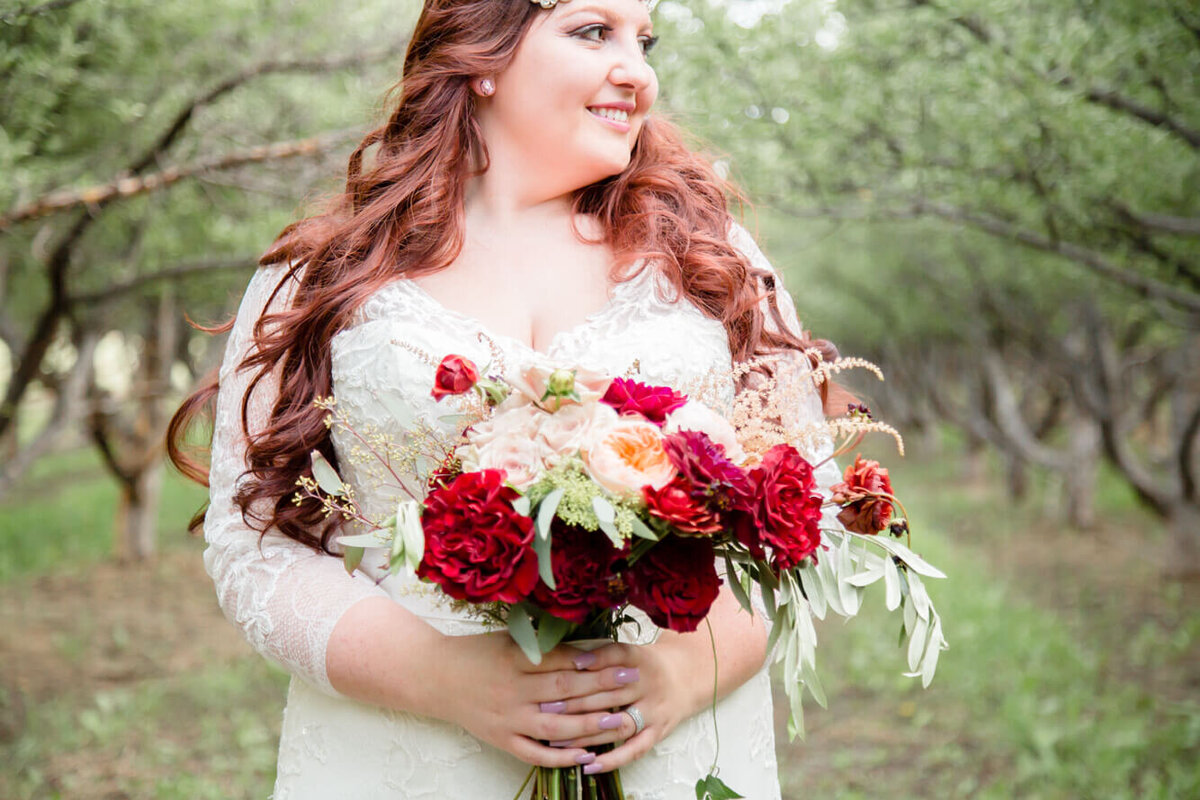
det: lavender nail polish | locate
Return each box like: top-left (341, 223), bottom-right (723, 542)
top-left (539, 701), bottom-right (567, 714)
top-left (614, 667), bottom-right (640, 685)
top-left (573, 652), bottom-right (597, 670)
top-left (599, 713), bottom-right (623, 730)
top-left (583, 762), bottom-right (603, 775)
top-left (574, 752), bottom-right (596, 765)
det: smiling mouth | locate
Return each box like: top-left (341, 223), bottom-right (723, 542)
top-left (587, 107), bottom-right (630, 124)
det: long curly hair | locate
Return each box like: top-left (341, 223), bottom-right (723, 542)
top-left (167, 0), bottom-right (838, 552)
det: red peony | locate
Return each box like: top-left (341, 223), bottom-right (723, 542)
top-left (431, 354), bottom-right (480, 401)
top-left (733, 444), bottom-right (823, 571)
top-left (529, 521), bottom-right (630, 624)
top-left (602, 378), bottom-right (687, 425)
top-left (830, 455), bottom-right (894, 535)
top-left (643, 477), bottom-right (724, 536)
top-left (627, 536), bottom-right (722, 632)
top-left (417, 469), bottom-right (538, 603)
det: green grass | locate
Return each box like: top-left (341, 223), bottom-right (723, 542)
top-left (0, 448), bottom-right (208, 580)
top-left (1, 444), bottom-right (1197, 798)
top-left (3, 660), bottom-right (286, 800)
top-left (780, 449), bottom-right (1200, 799)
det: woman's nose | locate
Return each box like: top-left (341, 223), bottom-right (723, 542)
top-left (609, 40), bottom-right (654, 94)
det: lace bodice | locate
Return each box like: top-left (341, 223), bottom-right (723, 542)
top-left (203, 220), bottom-right (840, 696)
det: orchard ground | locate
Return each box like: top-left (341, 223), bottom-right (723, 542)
top-left (1, 444), bottom-right (1197, 799)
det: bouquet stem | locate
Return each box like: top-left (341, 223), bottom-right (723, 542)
top-left (527, 763), bottom-right (623, 799)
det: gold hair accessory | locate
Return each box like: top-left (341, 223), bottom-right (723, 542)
top-left (531, 0), bottom-right (658, 10)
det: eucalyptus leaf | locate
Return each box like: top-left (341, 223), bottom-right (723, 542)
top-left (533, 528), bottom-right (555, 590)
top-left (864, 534), bottom-right (947, 579)
top-left (801, 655), bottom-right (828, 709)
top-left (908, 571), bottom-right (931, 620)
top-left (629, 515), bottom-right (659, 541)
top-left (507, 606), bottom-right (542, 665)
top-left (907, 613), bottom-right (930, 672)
top-left (837, 539), bottom-right (860, 615)
top-left (337, 531), bottom-right (391, 548)
top-left (799, 563), bottom-right (827, 620)
top-left (903, 594), bottom-right (917, 634)
top-left (536, 613), bottom-right (572, 654)
top-left (883, 557), bottom-right (902, 611)
top-left (512, 495), bottom-right (531, 516)
top-left (724, 555), bottom-right (754, 616)
top-left (921, 615), bottom-right (944, 688)
top-left (536, 487), bottom-right (565, 540)
top-left (310, 450), bottom-right (346, 496)
top-left (342, 545), bottom-right (364, 575)
top-left (591, 495), bottom-right (616, 525)
top-left (844, 568), bottom-right (884, 588)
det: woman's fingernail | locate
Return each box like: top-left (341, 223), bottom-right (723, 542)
top-left (583, 762), bottom-right (604, 775)
top-left (575, 752), bottom-right (596, 765)
top-left (599, 713), bottom-right (623, 730)
top-left (549, 740), bottom-right (573, 748)
top-left (539, 701), bottom-right (567, 714)
top-left (614, 668), bottom-right (640, 685)
top-left (573, 652), bottom-right (597, 670)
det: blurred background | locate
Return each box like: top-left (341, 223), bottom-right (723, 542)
top-left (1, 0), bottom-right (1196, 797)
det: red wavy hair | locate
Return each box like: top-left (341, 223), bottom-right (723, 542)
top-left (167, 0), bottom-right (839, 551)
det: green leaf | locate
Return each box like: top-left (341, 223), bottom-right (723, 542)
top-left (507, 605), bottom-right (542, 665)
top-left (342, 545), bottom-right (364, 575)
top-left (723, 554), bottom-right (753, 616)
top-left (533, 527), bottom-right (556, 590)
top-left (396, 500), bottom-right (425, 574)
top-left (798, 562), bottom-right (826, 620)
top-left (629, 514), bottom-right (659, 541)
top-left (512, 495), bottom-right (531, 516)
top-left (883, 557), bottom-right (902, 611)
top-left (695, 774), bottom-right (744, 799)
top-left (337, 531), bottom-right (391, 548)
top-left (536, 612), bottom-right (573, 654)
top-left (537, 487), bottom-right (565, 540)
top-left (310, 450), bottom-right (346, 496)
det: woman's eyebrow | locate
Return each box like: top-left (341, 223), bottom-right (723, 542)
top-left (559, 4), bottom-right (653, 30)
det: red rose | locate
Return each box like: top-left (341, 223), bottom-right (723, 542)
top-left (830, 455), bottom-right (894, 535)
top-left (529, 521), bottom-right (629, 624)
top-left (627, 536), bottom-right (722, 633)
top-left (417, 469), bottom-right (538, 603)
top-left (602, 378), bottom-right (687, 425)
top-left (643, 477), bottom-right (724, 536)
top-left (431, 354), bottom-right (480, 401)
top-left (733, 444), bottom-right (823, 571)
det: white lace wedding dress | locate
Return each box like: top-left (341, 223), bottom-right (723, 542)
top-left (205, 222), bottom-right (839, 799)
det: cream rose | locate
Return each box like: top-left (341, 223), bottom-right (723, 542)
top-left (664, 401), bottom-right (747, 464)
top-left (458, 435), bottom-right (548, 490)
top-left (583, 418), bottom-right (677, 495)
top-left (537, 402), bottom-right (619, 462)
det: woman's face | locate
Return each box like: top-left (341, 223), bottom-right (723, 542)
top-left (482, 0), bottom-right (659, 196)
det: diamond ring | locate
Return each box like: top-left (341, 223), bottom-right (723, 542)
top-left (624, 705), bottom-right (646, 735)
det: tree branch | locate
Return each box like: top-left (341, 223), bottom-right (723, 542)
top-left (0, 0), bottom-right (85, 24)
top-left (70, 256), bottom-right (259, 306)
top-left (0, 129), bottom-right (359, 228)
top-left (913, 200), bottom-right (1200, 314)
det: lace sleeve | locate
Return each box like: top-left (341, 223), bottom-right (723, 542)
top-left (203, 264), bottom-right (389, 695)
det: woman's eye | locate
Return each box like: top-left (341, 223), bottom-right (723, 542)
top-left (574, 23), bottom-right (609, 43)
top-left (639, 35), bottom-right (659, 57)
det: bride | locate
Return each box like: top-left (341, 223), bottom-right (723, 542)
top-left (169, 0), bottom-right (842, 797)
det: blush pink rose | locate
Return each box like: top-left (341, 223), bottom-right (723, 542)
top-left (583, 418), bottom-right (677, 495)
top-left (663, 401), bottom-right (746, 464)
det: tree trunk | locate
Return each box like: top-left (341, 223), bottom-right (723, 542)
top-left (1164, 503), bottom-right (1200, 580)
top-left (114, 461), bottom-right (163, 561)
top-left (1062, 417), bottom-right (1100, 530)
top-left (1004, 452), bottom-right (1029, 502)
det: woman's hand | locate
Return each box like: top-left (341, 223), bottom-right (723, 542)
top-left (427, 629), bottom-right (648, 769)
top-left (540, 584), bottom-right (770, 774)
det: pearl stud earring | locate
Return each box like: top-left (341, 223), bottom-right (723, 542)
top-left (478, 78), bottom-right (495, 97)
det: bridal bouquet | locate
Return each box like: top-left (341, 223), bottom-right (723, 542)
top-left (296, 350), bottom-right (947, 800)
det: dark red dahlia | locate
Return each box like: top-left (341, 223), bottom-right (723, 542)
top-left (417, 469), bottom-right (538, 603)
top-left (627, 536), bottom-right (722, 633)
top-left (662, 430), bottom-right (750, 500)
top-left (601, 378), bottom-right (688, 425)
top-left (529, 521), bottom-right (630, 624)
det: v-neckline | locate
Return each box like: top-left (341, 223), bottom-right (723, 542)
top-left (396, 258), bottom-right (650, 358)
